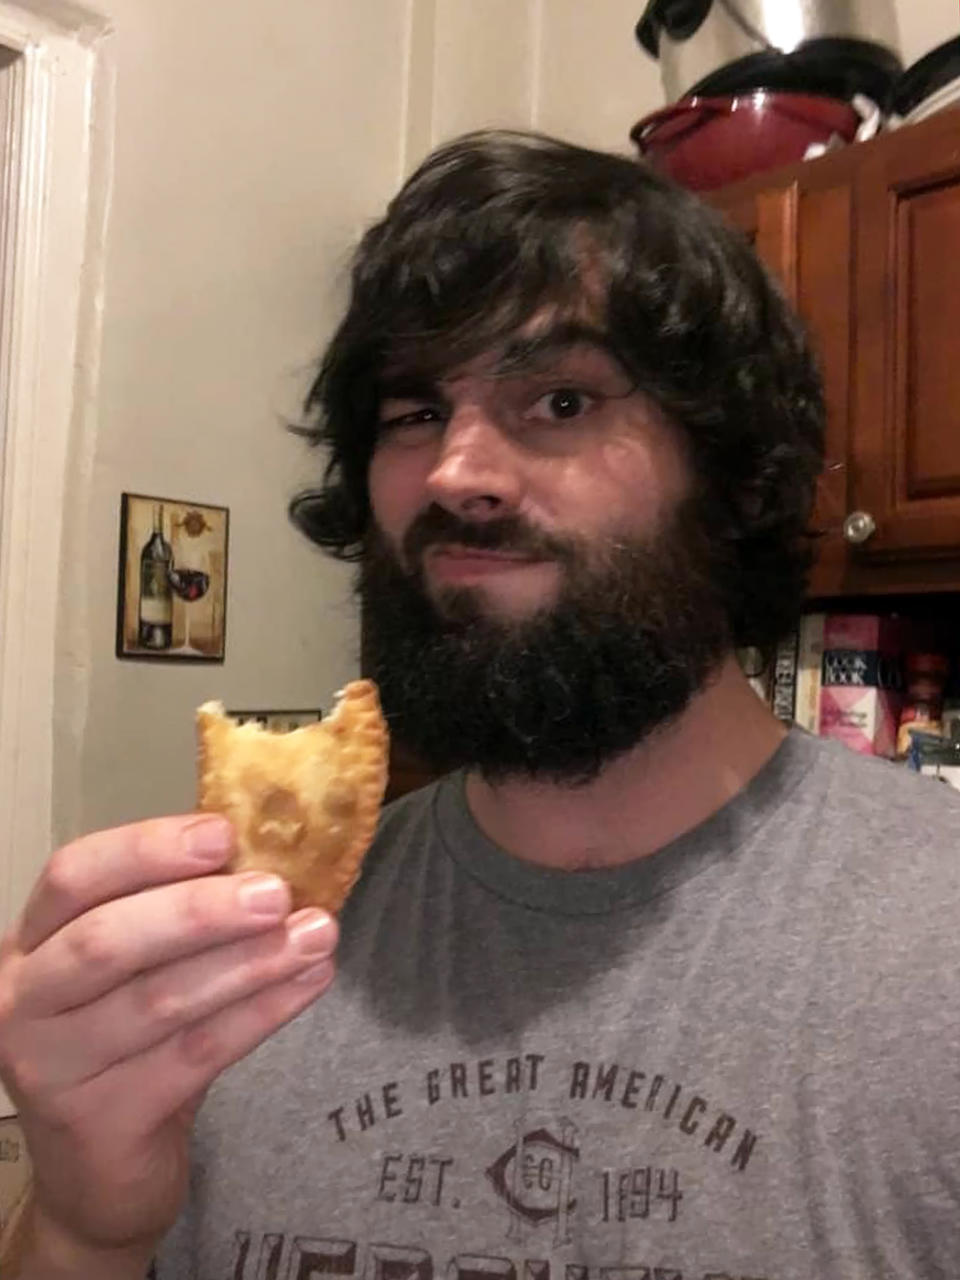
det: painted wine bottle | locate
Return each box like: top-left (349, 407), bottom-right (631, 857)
top-left (138, 502), bottom-right (173, 648)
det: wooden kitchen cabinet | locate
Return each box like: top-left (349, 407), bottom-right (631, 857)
top-left (710, 105), bottom-right (960, 597)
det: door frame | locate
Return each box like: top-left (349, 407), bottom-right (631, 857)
top-left (0, 0), bottom-right (111, 949)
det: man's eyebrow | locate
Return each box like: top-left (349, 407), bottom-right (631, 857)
top-left (374, 323), bottom-right (628, 400)
top-left (376, 373), bottom-right (443, 403)
top-left (495, 322), bottom-right (626, 374)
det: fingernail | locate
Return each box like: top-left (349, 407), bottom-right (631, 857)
top-left (288, 909), bottom-right (335, 957)
top-left (294, 960), bottom-right (334, 985)
top-left (237, 873), bottom-right (288, 917)
top-left (184, 816), bottom-right (232, 862)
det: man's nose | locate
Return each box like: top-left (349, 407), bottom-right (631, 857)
top-left (423, 405), bottom-right (523, 518)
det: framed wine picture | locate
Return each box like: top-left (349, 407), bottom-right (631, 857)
top-left (116, 493), bottom-right (229, 662)
top-left (228, 708), bottom-right (324, 730)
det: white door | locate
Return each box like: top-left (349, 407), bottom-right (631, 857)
top-left (0, 4), bottom-right (110, 1120)
top-left (0, 44), bottom-right (16, 539)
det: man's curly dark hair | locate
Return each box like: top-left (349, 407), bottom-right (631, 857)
top-left (289, 129), bottom-right (825, 651)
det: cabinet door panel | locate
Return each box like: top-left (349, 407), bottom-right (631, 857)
top-left (712, 182), bottom-right (798, 298)
top-left (854, 139), bottom-right (960, 556)
top-left (900, 184), bottom-right (960, 499)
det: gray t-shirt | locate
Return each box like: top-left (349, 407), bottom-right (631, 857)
top-left (157, 729), bottom-right (960, 1279)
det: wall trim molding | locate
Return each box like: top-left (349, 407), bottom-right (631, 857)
top-left (0, 1), bottom-right (110, 957)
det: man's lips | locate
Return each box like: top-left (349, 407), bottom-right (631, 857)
top-left (424, 544), bottom-right (549, 580)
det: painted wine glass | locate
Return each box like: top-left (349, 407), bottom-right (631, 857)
top-left (167, 563), bottom-right (210, 655)
top-left (167, 506), bottom-right (213, 656)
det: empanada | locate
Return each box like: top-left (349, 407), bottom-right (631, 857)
top-left (196, 680), bottom-right (388, 913)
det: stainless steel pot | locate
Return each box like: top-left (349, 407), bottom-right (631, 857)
top-left (637, 0), bottom-right (902, 103)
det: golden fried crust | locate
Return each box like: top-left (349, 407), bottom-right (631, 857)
top-left (196, 680), bottom-right (388, 913)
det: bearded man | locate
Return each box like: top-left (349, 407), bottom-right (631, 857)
top-left (5, 132), bottom-right (960, 1280)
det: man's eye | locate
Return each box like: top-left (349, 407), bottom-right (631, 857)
top-left (527, 388), bottom-right (596, 422)
top-left (376, 406), bottom-right (444, 435)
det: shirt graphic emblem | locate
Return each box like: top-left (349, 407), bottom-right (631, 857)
top-left (485, 1119), bottom-right (579, 1245)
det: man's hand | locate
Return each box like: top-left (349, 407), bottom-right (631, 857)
top-left (0, 814), bottom-right (337, 1273)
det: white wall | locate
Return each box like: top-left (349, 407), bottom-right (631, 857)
top-left (534, 0), bottom-right (662, 152)
top-left (400, 0), bottom-right (660, 162)
top-left (401, 0), bottom-right (540, 171)
top-left (897, 0), bottom-right (958, 66)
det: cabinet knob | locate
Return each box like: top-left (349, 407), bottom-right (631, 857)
top-left (843, 510), bottom-right (877, 545)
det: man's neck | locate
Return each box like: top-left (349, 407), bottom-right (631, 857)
top-left (464, 655), bottom-right (788, 871)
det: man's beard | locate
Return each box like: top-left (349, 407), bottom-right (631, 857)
top-left (359, 501), bottom-right (733, 785)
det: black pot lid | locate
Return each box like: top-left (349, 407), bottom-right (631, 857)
top-left (636, 0), bottom-right (713, 58)
top-left (893, 36), bottom-right (960, 117)
top-left (689, 38), bottom-right (903, 110)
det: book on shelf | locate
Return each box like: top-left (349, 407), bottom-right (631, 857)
top-left (817, 614), bottom-right (903, 758)
top-left (794, 612), bottom-right (825, 734)
top-left (770, 631), bottom-right (799, 724)
top-left (742, 612), bottom-right (906, 758)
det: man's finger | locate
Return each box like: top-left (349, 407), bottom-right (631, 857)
top-left (24, 910), bottom-right (337, 1087)
top-left (15, 815), bottom-right (235, 953)
top-left (17, 871), bottom-right (293, 1016)
top-left (56, 964), bottom-right (336, 1140)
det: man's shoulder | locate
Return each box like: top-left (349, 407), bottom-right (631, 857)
top-left (801, 730), bottom-right (960, 836)
top-left (784, 737), bottom-right (960, 1065)
top-left (792, 734), bottom-right (960, 939)
top-left (717, 731), bottom-right (960, 944)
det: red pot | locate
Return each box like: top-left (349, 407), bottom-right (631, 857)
top-left (630, 91), bottom-right (861, 191)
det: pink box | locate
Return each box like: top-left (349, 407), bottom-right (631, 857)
top-left (818, 615), bottom-right (903, 757)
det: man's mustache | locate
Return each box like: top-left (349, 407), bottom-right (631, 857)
top-left (402, 504), bottom-right (577, 565)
